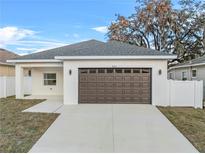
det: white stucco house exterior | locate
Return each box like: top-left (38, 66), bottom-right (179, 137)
top-left (8, 40), bottom-right (177, 106)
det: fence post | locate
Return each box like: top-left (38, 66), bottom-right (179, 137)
top-left (194, 80), bottom-right (203, 109)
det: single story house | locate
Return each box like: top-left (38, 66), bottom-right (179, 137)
top-left (8, 40), bottom-right (176, 105)
top-left (168, 55), bottom-right (205, 98)
top-left (0, 48), bottom-right (19, 76)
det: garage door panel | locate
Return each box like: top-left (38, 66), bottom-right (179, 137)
top-left (105, 76), bottom-right (114, 81)
top-left (80, 76), bottom-right (88, 82)
top-left (96, 89), bottom-right (105, 93)
top-left (114, 76), bottom-right (123, 81)
top-left (113, 89), bottom-right (123, 94)
top-left (97, 76), bottom-right (105, 81)
top-left (79, 68), bottom-right (151, 104)
top-left (86, 90), bottom-right (97, 94)
top-left (87, 76), bottom-right (97, 82)
top-left (87, 96), bottom-right (96, 101)
top-left (105, 95), bottom-right (114, 101)
top-left (104, 82), bottom-right (113, 87)
top-left (104, 89), bottom-right (114, 94)
top-left (124, 76), bottom-right (133, 81)
top-left (87, 82), bottom-right (97, 87)
top-left (115, 83), bottom-right (123, 88)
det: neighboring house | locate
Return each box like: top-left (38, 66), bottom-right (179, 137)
top-left (0, 48), bottom-right (32, 77)
top-left (168, 55), bottom-right (205, 98)
top-left (0, 48), bottom-right (19, 76)
top-left (8, 40), bottom-right (176, 106)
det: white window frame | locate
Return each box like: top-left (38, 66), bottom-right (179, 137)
top-left (43, 73), bottom-right (57, 86)
top-left (181, 71), bottom-right (187, 81)
top-left (191, 69), bottom-right (197, 79)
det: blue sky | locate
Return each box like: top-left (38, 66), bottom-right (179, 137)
top-left (0, 0), bottom-right (137, 55)
top-left (0, 0), bottom-right (181, 55)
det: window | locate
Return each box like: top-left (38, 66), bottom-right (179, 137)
top-left (107, 69), bottom-right (113, 73)
top-left (80, 70), bottom-right (88, 74)
top-left (169, 72), bottom-right (173, 79)
top-left (124, 69), bottom-right (131, 73)
top-left (133, 69), bottom-right (140, 73)
top-left (89, 69), bottom-right (96, 73)
top-left (98, 69), bottom-right (105, 73)
top-left (192, 69), bottom-right (197, 78)
top-left (44, 73), bottom-right (56, 85)
top-left (142, 69), bottom-right (149, 73)
top-left (115, 69), bottom-right (122, 73)
top-left (182, 72), bottom-right (187, 80)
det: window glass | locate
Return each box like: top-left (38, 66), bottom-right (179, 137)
top-left (89, 69), bottom-right (96, 73)
top-left (107, 69), bottom-right (113, 73)
top-left (115, 69), bottom-right (122, 73)
top-left (192, 70), bottom-right (197, 78)
top-left (169, 73), bottom-right (173, 79)
top-left (124, 69), bottom-right (131, 73)
top-left (182, 72), bottom-right (187, 80)
top-left (98, 69), bottom-right (105, 73)
top-left (44, 73), bottom-right (56, 85)
top-left (44, 80), bottom-right (56, 85)
top-left (133, 69), bottom-right (140, 73)
top-left (142, 69), bottom-right (149, 73)
top-left (80, 70), bottom-right (88, 74)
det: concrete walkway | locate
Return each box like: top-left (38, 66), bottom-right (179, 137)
top-left (29, 104), bottom-right (197, 153)
top-left (23, 95), bottom-right (63, 113)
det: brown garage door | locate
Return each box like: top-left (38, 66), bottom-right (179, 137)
top-left (79, 68), bottom-right (151, 104)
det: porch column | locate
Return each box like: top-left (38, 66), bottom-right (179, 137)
top-left (15, 65), bottom-right (24, 99)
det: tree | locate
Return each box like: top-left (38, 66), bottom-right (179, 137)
top-left (107, 0), bottom-right (205, 63)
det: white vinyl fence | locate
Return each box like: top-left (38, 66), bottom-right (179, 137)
top-left (0, 76), bottom-right (32, 98)
top-left (167, 80), bottom-right (203, 108)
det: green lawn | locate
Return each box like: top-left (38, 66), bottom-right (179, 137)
top-left (0, 97), bottom-right (59, 153)
top-left (158, 107), bottom-right (205, 153)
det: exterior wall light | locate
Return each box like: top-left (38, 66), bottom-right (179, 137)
top-left (69, 69), bottom-right (72, 75)
top-left (159, 69), bottom-right (162, 75)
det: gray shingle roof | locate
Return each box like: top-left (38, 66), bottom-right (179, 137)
top-left (14, 39), bottom-right (172, 60)
top-left (171, 55), bottom-right (205, 68)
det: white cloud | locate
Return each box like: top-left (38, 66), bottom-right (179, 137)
top-left (65, 33), bottom-right (80, 39)
top-left (73, 33), bottom-right (79, 38)
top-left (0, 26), bottom-right (89, 55)
top-left (92, 26), bottom-right (108, 33)
top-left (16, 41), bottom-right (68, 55)
top-left (0, 26), bottom-right (35, 47)
top-left (18, 52), bottom-right (31, 56)
top-left (14, 40), bottom-right (67, 47)
top-left (33, 45), bottom-right (67, 53)
top-left (16, 47), bottom-right (38, 51)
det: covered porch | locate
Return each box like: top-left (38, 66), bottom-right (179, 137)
top-left (15, 62), bottom-right (63, 100)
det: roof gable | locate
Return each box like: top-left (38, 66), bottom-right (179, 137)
top-left (0, 48), bottom-right (19, 63)
top-left (170, 55), bottom-right (205, 69)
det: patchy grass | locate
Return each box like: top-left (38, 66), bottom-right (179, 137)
top-left (0, 97), bottom-right (59, 153)
top-left (158, 107), bottom-right (205, 153)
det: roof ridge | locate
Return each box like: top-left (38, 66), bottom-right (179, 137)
top-left (16, 39), bottom-right (104, 59)
top-left (108, 40), bottom-right (170, 54)
top-left (12, 39), bottom-right (174, 60)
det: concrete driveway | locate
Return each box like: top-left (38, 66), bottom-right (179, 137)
top-left (29, 104), bottom-right (197, 153)
top-left (23, 95), bottom-right (63, 113)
